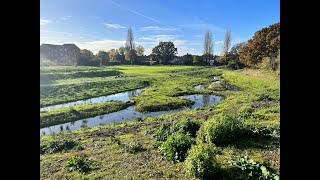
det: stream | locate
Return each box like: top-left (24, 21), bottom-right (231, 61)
top-left (40, 94), bottom-right (222, 135)
top-left (40, 88), bottom-right (146, 111)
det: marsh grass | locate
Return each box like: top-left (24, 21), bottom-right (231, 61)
top-left (40, 100), bottom-right (129, 128)
top-left (40, 66), bottom-right (279, 179)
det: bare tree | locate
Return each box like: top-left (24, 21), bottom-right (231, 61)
top-left (223, 29), bottom-right (231, 62)
top-left (203, 31), bottom-right (213, 65)
top-left (125, 27), bottom-right (135, 65)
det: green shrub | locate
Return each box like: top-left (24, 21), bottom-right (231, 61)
top-left (40, 139), bottom-right (83, 154)
top-left (237, 106), bottom-right (254, 120)
top-left (198, 115), bottom-right (244, 145)
top-left (229, 156), bottom-right (279, 179)
top-left (159, 132), bottom-right (195, 163)
top-left (170, 119), bottom-right (201, 137)
top-left (125, 141), bottom-right (144, 153)
top-left (153, 123), bottom-right (171, 143)
top-left (185, 143), bottom-right (220, 179)
top-left (154, 119), bottom-right (201, 145)
top-left (257, 93), bottom-right (273, 101)
top-left (65, 155), bottom-right (92, 173)
top-left (244, 124), bottom-right (280, 139)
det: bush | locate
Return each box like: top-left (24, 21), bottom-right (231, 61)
top-left (229, 156), bottom-right (279, 179)
top-left (257, 93), bottom-right (273, 101)
top-left (154, 119), bottom-right (201, 143)
top-left (170, 119), bottom-right (201, 137)
top-left (125, 141), bottom-right (144, 153)
top-left (244, 124), bottom-right (280, 139)
top-left (40, 139), bottom-right (83, 154)
top-left (65, 155), bottom-right (92, 173)
top-left (159, 132), bottom-right (195, 163)
top-left (198, 114), bottom-right (244, 145)
top-left (236, 106), bottom-right (255, 120)
top-left (153, 123), bottom-right (171, 143)
top-left (185, 143), bottom-right (219, 179)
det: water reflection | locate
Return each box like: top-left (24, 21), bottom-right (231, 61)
top-left (40, 88), bottom-right (146, 111)
top-left (40, 94), bottom-right (223, 135)
top-left (202, 94), bottom-right (210, 105)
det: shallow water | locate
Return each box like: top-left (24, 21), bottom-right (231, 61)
top-left (40, 88), bottom-right (145, 111)
top-left (194, 85), bottom-right (206, 90)
top-left (194, 80), bottom-right (221, 90)
top-left (40, 94), bottom-right (222, 135)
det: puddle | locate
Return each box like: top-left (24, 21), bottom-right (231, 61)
top-left (194, 85), bottom-right (206, 90)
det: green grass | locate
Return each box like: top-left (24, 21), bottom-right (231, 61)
top-left (40, 66), bottom-right (280, 179)
top-left (40, 65), bottom-right (220, 111)
top-left (40, 66), bottom-right (122, 84)
top-left (40, 79), bottom-right (149, 107)
top-left (40, 100), bottom-right (130, 128)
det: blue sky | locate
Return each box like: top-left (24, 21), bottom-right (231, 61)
top-left (40, 0), bottom-right (279, 55)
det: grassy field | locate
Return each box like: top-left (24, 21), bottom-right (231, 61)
top-left (40, 100), bottom-right (130, 128)
top-left (40, 66), bottom-right (228, 127)
top-left (40, 66), bottom-right (280, 179)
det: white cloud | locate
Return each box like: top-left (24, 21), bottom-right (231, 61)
top-left (40, 30), bottom-right (84, 36)
top-left (140, 26), bottom-right (178, 32)
top-left (88, 16), bottom-right (102, 19)
top-left (231, 38), bottom-right (246, 46)
top-left (110, 0), bottom-right (173, 28)
top-left (215, 41), bottom-right (224, 45)
top-left (40, 19), bottom-right (51, 25)
top-left (104, 23), bottom-right (126, 29)
top-left (75, 39), bottom-right (126, 54)
top-left (60, 16), bottom-right (72, 20)
top-left (178, 16), bottom-right (225, 32)
top-left (194, 34), bottom-right (204, 38)
top-left (110, 0), bottom-right (160, 23)
top-left (139, 35), bottom-right (178, 42)
top-left (137, 35), bottom-right (202, 55)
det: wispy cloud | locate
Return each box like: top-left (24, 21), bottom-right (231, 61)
top-left (104, 23), bottom-right (126, 29)
top-left (40, 19), bottom-right (51, 25)
top-left (110, 0), bottom-right (160, 22)
top-left (231, 38), bottom-right (246, 45)
top-left (60, 16), bottom-right (72, 20)
top-left (88, 16), bottom-right (102, 19)
top-left (140, 26), bottom-right (178, 32)
top-left (178, 16), bottom-right (225, 32)
top-left (75, 39), bottom-right (126, 54)
top-left (110, 0), bottom-right (173, 28)
top-left (139, 34), bottom-right (178, 42)
top-left (40, 30), bottom-right (84, 36)
top-left (215, 41), bottom-right (224, 45)
top-left (137, 35), bottom-right (202, 55)
top-left (194, 34), bottom-right (204, 38)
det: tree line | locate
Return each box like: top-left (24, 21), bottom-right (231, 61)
top-left (77, 22), bottom-right (280, 71)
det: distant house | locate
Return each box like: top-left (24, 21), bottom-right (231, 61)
top-left (209, 59), bottom-right (215, 66)
top-left (40, 43), bottom-right (80, 65)
top-left (209, 56), bottom-right (219, 66)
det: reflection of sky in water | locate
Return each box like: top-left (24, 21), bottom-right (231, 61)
top-left (40, 94), bottom-right (222, 135)
top-left (194, 80), bottom-right (221, 90)
top-left (40, 88), bottom-right (145, 111)
top-left (194, 85), bottom-right (205, 90)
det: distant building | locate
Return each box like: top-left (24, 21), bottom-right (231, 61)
top-left (209, 59), bottom-right (215, 66)
top-left (40, 43), bottom-right (80, 65)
